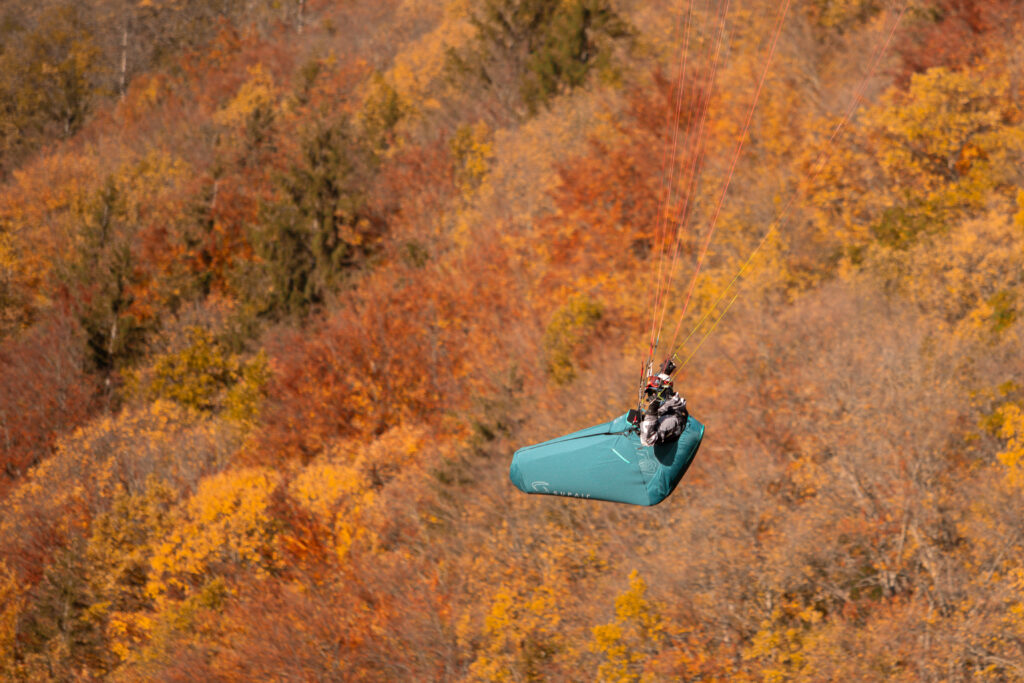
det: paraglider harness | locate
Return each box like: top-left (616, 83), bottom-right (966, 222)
top-left (622, 358), bottom-right (688, 444)
top-left (627, 358), bottom-right (688, 433)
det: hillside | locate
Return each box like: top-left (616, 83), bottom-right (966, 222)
top-left (2, 0), bottom-right (1024, 679)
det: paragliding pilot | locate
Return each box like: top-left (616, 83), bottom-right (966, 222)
top-left (639, 358), bottom-right (688, 447)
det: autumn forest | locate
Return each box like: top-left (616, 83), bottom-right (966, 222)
top-left (1, 0), bottom-right (1023, 679)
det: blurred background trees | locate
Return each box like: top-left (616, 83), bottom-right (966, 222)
top-left (1, 0), bottom-right (1023, 679)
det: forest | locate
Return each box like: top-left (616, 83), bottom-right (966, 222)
top-left (1, 0), bottom-right (1023, 679)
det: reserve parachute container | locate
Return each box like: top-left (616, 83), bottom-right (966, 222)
top-left (509, 411), bottom-right (704, 506)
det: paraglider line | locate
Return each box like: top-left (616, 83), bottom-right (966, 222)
top-left (672, 0), bottom-right (908, 365)
top-left (655, 0), bottom-right (730, 348)
top-left (672, 0), bottom-right (793, 348)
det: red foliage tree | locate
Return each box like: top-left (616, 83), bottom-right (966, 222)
top-left (0, 306), bottom-right (98, 498)
top-left (254, 248), bottom-right (520, 462)
top-left (897, 0), bottom-right (1024, 78)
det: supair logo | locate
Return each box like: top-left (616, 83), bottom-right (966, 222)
top-left (530, 481), bottom-right (591, 499)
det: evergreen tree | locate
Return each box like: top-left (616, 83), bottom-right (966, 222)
top-left (70, 177), bottom-right (147, 375)
top-left (445, 0), bottom-right (630, 117)
top-left (249, 116), bottom-right (381, 317)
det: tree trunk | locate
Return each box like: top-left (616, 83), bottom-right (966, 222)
top-left (120, 16), bottom-right (129, 97)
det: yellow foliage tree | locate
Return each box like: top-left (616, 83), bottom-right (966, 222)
top-left (86, 478), bottom-right (177, 663)
top-left (867, 209), bottom-right (1024, 335)
top-left (138, 326), bottom-right (269, 421)
top-left (590, 570), bottom-right (668, 683)
top-left (467, 580), bottom-right (566, 681)
top-left (743, 601), bottom-right (824, 682)
top-left (0, 400), bottom-right (240, 678)
top-left (0, 400), bottom-right (235, 563)
top-left (804, 65), bottom-right (1024, 256)
top-left (543, 294), bottom-right (604, 384)
top-left (212, 63), bottom-right (279, 130)
top-left (147, 467), bottom-right (283, 601)
top-left (997, 404), bottom-right (1024, 489)
top-left (0, 148), bottom-right (101, 329)
top-left (287, 424), bottom-right (429, 561)
top-left (451, 121), bottom-right (494, 200)
top-left (0, 561), bottom-right (20, 672)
